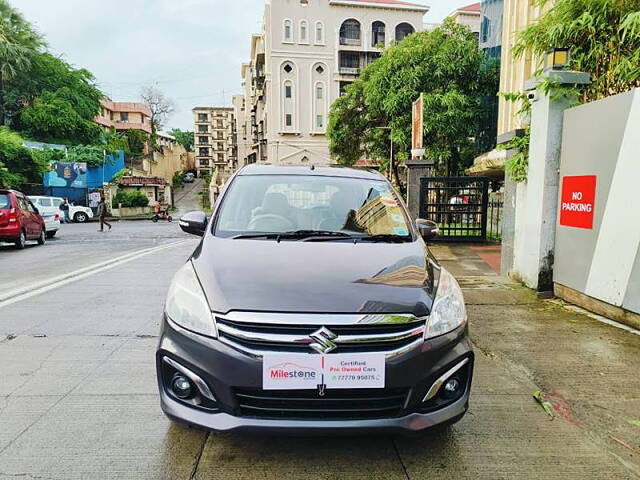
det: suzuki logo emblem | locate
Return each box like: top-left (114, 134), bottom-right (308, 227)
top-left (309, 327), bottom-right (338, 354)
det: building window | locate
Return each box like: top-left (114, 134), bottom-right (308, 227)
top-left (315, 22), bottom-right (324, 44)
top-left (198, 136), bottom-right (208, 144)
top-left (199, 147), bottom-right (209, 156)
top-left (316, 114), bottom-right (324, 129)
top-left (198, 113), bottom-right (208, 122)
top-left (120, 112), bottom-right (129, 122)
top-left (340, 19), bottom-right (361, 46)
top-left (198, 125), bottom-right (208, 133)
top-left (339, 81), bottom-right (352, 96)
top-left (283, 19), bottom-right (293, 42)
top-left (316, 84), bottom-right (323, 100)
top-left (372, 21), bottom-right (386, 47)
top-left (285, 114), bottom-right (293, 127)
top-left (339, 51), bottom-right (360, 69)
top-left (285, 85), bottom-right (292, 98)
top-left (300, 20), bottom-right (308, 43)
top-left (218, 153), bottom-right (224, 163)
top-left (395, 23), bottom-right (415, 42)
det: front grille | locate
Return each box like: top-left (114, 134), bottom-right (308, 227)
top-left (216, 316), bottom-right (425, 355)
top-left (235, 388), bottom-right (409, 420)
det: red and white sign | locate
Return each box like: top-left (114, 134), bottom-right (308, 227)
top-left (262, 353), bottom-right (385, 390)
top-left (559, 175), bottom-right (597, 229)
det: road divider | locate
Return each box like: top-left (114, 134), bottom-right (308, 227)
top-left (0, 240), bottom-right (192, 309)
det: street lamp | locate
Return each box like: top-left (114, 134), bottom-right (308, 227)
top-left (544, 48), bottom-right (571, 71)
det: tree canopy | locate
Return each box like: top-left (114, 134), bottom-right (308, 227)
top-left (328, 20), bottom-right (499, 178)
top-left (0, 126), bottom-right (47, 188)
top-left (170, 128), bottom-right (194, 152)
top-left (514, 0), bottom-right (640, 102)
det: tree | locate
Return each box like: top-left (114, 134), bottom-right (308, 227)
top-left (0, 126), bottom-right (47, 188)
top-left (19, 90), bottom-right (102, 145)
top-left (328, 20), bottom-right (499, 178)
top-left (141, 85), bottom-right (174, 134)
top-left (514, 0), bottom-right (640, 103)
top-left (0, 0), bottom-right (45, 125)
top-left (170, 128), bottom-right (194, 151)
top-left (125, 130), bottom-right (148, 156)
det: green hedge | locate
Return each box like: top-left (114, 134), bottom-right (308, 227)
top-left (113, 189), bottom-right (149, 208)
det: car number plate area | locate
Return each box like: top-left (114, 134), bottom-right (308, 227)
top-left (262, 353), bottom-right (385, 390)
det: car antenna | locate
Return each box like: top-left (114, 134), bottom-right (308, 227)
top-left (310, 165), bottom-right (315, 171)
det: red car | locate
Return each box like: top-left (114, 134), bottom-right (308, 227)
top-left (0, 189), bottom-right (47, 249)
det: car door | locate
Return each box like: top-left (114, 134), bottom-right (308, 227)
top-left (15, 195), bottom-right (33, 237)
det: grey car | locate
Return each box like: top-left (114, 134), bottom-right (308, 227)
top-left (157, 165), bottom-right (473, 433)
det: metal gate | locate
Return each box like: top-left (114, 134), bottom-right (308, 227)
top-left (419, 176), bottom-right (490, 242)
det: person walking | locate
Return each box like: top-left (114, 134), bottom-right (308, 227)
top-left (96, 196), bottom-right (112, 232)
top-left (60, 198), bottom-right (71, 224)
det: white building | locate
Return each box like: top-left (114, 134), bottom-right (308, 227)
top-left (242, 0), bottom-right (429, 166)
top-left (192, 106), bottom-right (236, 176)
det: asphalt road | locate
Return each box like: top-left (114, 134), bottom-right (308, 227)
top-left (0, 222), bottom-right (638, 479)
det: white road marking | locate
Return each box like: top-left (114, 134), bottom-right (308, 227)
top-left (0, 240), bottom-right (191, 309)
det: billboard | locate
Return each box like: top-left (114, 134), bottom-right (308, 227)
top-left (44, 162), bottom-right (88, 188)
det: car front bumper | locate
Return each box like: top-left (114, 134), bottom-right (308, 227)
top-left (156, 315), bottom-right (473, 434)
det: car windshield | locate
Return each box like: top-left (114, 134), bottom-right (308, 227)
top-left (0, 194), bottom-right (10, 210)
top-left (215, 174), bottom-right (412, 239)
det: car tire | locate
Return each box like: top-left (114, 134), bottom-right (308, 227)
top-left (37, 228), bottom-right (46, 245)
top-left (74, 212), bottom-right (88, 223)
top-left (46, 231), bottom-right (57, 239)
top-left (15, 231), bottom-right (27, 249)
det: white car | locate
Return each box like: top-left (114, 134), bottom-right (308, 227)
top-left (31, 196), bottom-right (94, 223)
top-left (28, 196), bottom-right (61, 238)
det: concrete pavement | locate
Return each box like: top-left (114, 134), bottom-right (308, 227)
top-left (0, 231), bottom-right (638, 479)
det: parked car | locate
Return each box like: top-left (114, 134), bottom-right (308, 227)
top-left (30, 196), bottom-right (93, 223)
top-left (0, 189), bottom-right (47, 249)
top-left (158, 165), bottom-right (471, 434)
top-left (28, 196), bottom-right (61, 238)
top-left (183, 173), bottom-right (195, 183)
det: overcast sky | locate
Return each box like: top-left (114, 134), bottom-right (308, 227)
top-left (14, 0), bottom-right (474, 131)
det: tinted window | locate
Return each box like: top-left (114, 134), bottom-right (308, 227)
top-left (52, 198), bottom-right (63, 207)
top-left (0, 194), bottom-right (10, 209)
top-left (215, 175), bottom-right (411, 238)
top-left (39, 198), bottom-right (52, 207)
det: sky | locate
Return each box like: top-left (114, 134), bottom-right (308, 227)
top-left (14, 0), bottom-right (475, 131)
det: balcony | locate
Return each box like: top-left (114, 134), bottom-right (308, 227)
top-left (339, 66), bottom-right (360, 75)
top-left (339, 37), bottom-right (361, 47)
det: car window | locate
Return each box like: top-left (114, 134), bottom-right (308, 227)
top-left (52, 198), bottom-right (63, 207)
top-left (215, 174), bottom-right (411, 238)
top-left (27, 201), bottom-right (37, 213)
top-left (39, 198), bottom-right (52, 207)
top-left (0, 194), bottom-right (10, 210)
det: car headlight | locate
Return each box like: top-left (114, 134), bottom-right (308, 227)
top-left (165, 262), bottom-right (217, 338)
top-left (425, 267), bottom-right (467, 339)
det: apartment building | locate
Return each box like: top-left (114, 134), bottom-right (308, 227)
top-left (240, 0), bottom-right (429, 166)
top-left (94, 99), bottom-right (152, 134)
top-left (448, 2), bottom-right (481, 36)
top-left (192, 107), bottom-right (236, 176)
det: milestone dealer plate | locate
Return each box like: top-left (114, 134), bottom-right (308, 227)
top-left (262, 353), bottom-right (385, 390)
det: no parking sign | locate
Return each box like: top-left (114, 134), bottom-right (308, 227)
top-left (559, 175), bottom-right (597, 229)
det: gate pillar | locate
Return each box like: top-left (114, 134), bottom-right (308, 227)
top-left (513, 70), bottom-right (590, 291)
top-left (406, 159), bottom-right (434, 221)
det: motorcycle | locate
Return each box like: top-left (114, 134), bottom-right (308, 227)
top-left (152, 211), bottom-right (173, 223)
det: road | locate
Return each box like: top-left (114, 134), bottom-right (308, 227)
top-left (0, 223), bottom-right (638, 479)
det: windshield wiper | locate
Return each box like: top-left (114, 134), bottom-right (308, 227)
top-left (232, 230), bottom-right (354, 241)
top-left (355, 234), bottom-right (411, 243)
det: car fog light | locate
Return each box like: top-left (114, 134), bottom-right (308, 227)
top-left (441, 378), bottom-right (461, 399)
top-left (172, 375), bottom-right (193, 399)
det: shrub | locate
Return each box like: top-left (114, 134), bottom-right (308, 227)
top-left (113, 189), bottom-right (149, 208)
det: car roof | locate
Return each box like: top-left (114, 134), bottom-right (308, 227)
top-left (236, 164), bottom-right (386, 181)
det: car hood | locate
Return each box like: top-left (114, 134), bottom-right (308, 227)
top-left (191, 236), bottom-right (438, 317)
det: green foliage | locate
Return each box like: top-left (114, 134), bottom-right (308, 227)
top-left (113, 189), bottom-right (149, 208)
top-left (0, 0), bottom-right (45, 82)
top-left (172, 170), bottom-right (184, 189)
top-left (169, 128), bottom-right (194, 152)
top-left (0, 126), bottom-right (47, 188)
top-left (125, 130), bottom-right (148, 156)
top-left (514, 0), bottom-right (640, 102)
top-left (328, 19), bottom-right (499, 177)
top-left (109, 168), bottom-right (129, 185)
top-left (100, 129), bottom-right (129, 157)
top-left (500, 131), bottom-right (531, 183)
top-left (19, 90), bottom-right (102, 145)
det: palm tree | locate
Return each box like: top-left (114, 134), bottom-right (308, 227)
top-left (0, 0), bottom-right (45, 125)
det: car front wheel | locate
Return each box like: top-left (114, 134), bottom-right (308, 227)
top-left (74, 212), bottom-right (88, 223)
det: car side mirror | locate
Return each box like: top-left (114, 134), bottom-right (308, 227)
top-left (416, 219), bottom-right (439, 240)
top-left (179, 211), bottom-right (208, 237)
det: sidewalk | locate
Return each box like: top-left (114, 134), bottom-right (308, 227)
top-left (432, 244), bottom-right (640, 476)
